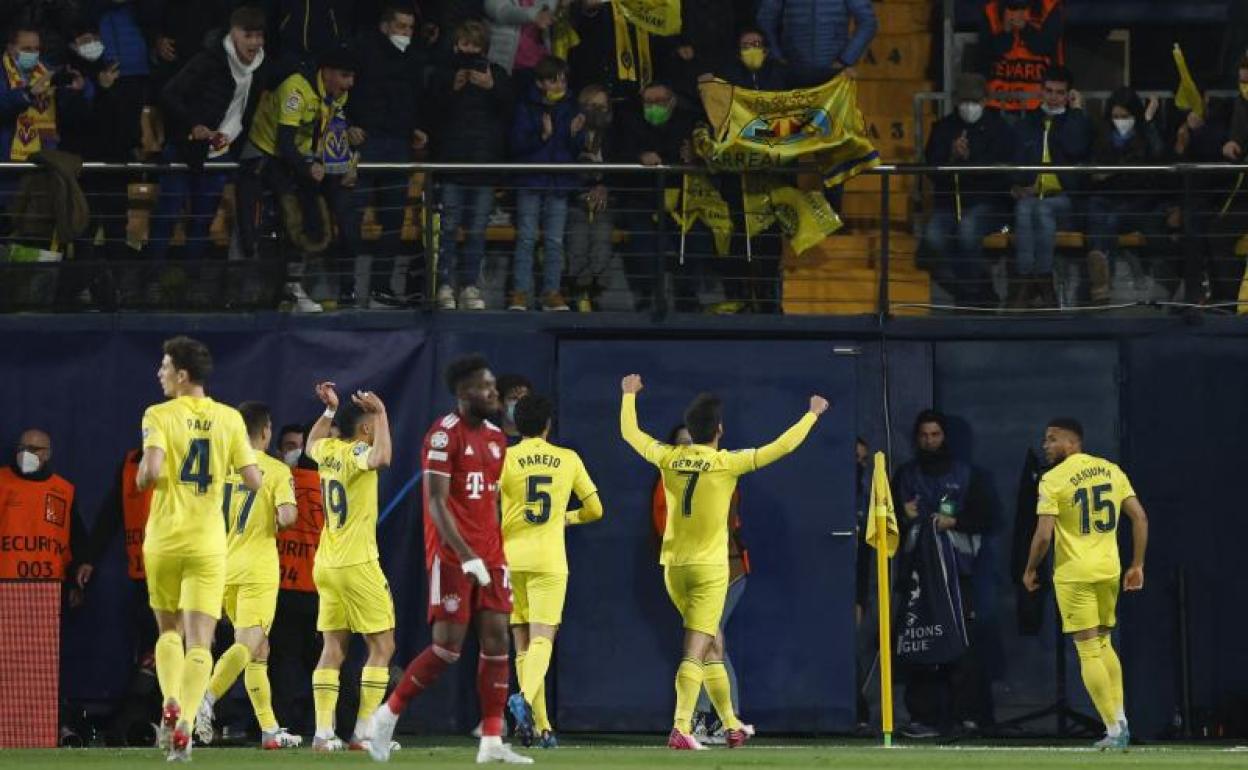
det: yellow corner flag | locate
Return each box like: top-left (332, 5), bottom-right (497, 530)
top-left (1173, 44), bottom-right (1204, 119)
top-left (865, 451), bottom-right (898, 746)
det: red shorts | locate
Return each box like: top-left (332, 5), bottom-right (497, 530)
top-left (427, 555), bottom-right (513, 625)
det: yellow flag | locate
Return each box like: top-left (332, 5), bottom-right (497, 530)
top-left (695, 74), bottom-right (880, 188)
top-left (551, 11), bottom-right (582, 61)
top-left (1173, 44), bottom-right (1204, 119)
top-left (865, 451), bottom-right (899, 556)
top-left (769, 184), bottom-right (842, 254)
top-left (617, 0), bottom-right (681, 36)
top-left (664, 174), bottom-right (733, 255)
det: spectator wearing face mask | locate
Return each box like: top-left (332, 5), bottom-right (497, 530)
top-left (1084, 86), bottom-right (1164, 305)
top-left (0, 21), bottom-right (90, 167)
top-left (565, 83), bottom-right (617, 310)
top-left (918, 73), bottom-right (1013, 308)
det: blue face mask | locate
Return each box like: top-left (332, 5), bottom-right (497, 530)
top-left (16, 51), bottom-right (39, 71)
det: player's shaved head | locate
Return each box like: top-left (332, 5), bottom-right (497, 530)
top-left (238, 401), bottom-right (272, 441)
top-left (514, 394), bottom-right (553, 437)
top-left (162, 335), bottom-right (213, 384)
top-left (684, 393), bottom-right (723, 444)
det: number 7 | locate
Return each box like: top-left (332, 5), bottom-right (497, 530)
top-left (677, 471), bottom-right (699, 517)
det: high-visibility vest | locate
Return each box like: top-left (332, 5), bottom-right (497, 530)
top-left (0, 466), bottom-right (75, 580)
top-left (121, 449), bottom-right (153, 580)
top-left (276, 466), bottom-right (324, 593)
top-left (983, 0), bottom-right (1064, 112)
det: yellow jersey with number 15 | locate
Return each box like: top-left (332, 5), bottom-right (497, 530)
top-left (1037, 453), bottom-right (1137, 584)
top-left (501, 437), bottom-right (599, 574)
top-left (308, 437), bottom-right (378, 568)
top-left (223, 452), bottom-right (297, 585)
top-left (141, 396), bottom-right (256, 557)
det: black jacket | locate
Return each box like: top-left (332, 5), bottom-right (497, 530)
top-left (1089, 118), bottom-right (1164, 195)
top-left (1012, 107), bottom-right (1093, 191)
top-left (925, 110), bottom-right (1014, 199)
top-left (612, 104), bottom-right (696, 207)
top-left (429, 56), bottom-right (514, 165)
top-left (346, 27), bottom-right (428, 139)
top-left (146, 0), bottom-right (233, 69)
top-left (54, 55), bottom-right (133, 162)
top-left (267, 0), bottom-right (352, 59)
top-left (161, 34), bottom-right (268, 168)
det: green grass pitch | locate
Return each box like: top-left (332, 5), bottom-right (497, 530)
top-left (1, 738), bottom-right (1246, 770)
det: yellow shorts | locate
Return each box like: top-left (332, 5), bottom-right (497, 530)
top-left (510, 571), bottom-right (568, 627)
top-left (144, 549), bottom-right (225, 618)
top-left (663, 564), bottom-right (729, 637)
top-left (314, 558), bottom-right (395, 634)
top-left (1055, 578), bottom-right (1119, 633)
top-left (223, 582), bottom-right (279, 633)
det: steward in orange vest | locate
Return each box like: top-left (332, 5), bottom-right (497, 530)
top-left (278, 463), bottom-right (324, 594)
top-left (87, 449), bottom-right (152, 581)
top-left (0, 430), bottom-right (86, 582)
top-left (981, 0), bottom-right (1064, 112)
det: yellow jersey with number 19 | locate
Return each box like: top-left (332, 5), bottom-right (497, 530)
top-left (141, 396), bottom-right (256, 557)
top-left (501, 437), bottom-right (599, 574)
top-left (1037, 453), bottom-right (1137, 584)
top-left (223, 452), bottom-right (297, 585)
top-left (308, 437), bottom-right (378, 568)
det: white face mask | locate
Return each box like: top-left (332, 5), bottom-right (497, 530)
top-left (389, 34), bottom-right (411, 52)
top-left (1041, 103), bottom-right (1067, 117)
top-left (76, 41), bottom-right (104, 62)
top-left (958, 102), bottom-right (984, 124)
top-left (283, 448), bottom-right (302, 467)
top-left (1112, 117), bottom-right (1135, 136)
top-left (18, 450), bottom-right (40, 474)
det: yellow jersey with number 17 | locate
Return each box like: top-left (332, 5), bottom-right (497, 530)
top-left (223, 452), bottom-right (297, 585)
top-left (1037, 453), bottom-right (1137, 584)
top-left (141, 396), bottom-right (256, 557)
top-left (501, 437), bottom-right (599, 574)
top-left (308, 437), bottom-right (378, 568)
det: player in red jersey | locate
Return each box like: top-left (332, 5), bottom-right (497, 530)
top-left (367, 354), bottom-right (531, 765)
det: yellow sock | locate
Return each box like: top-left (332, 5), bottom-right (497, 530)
top-left (1075, 637), bottom-right (1119, 733)
top-left (356, 666), bottom-right (390, 735)
top-left (515, 651), bottom-right (528, 693)
top-left (208, 642), bottom-right (251, 701)
top-left (312, 668), bottom-right (340, 736)
top-left (520, 637), bottom-right (553, 705)
top-left (179, 646), bottom-right (214, 728)
top-left (245, 660), bottom-right (278, 733)
top-left (673, 659), bottom-right (704, 733)
top-left (532, 678), bottom-right (551, 733)
top-left (702, 661), bottom-right (741, 730)
top-left (154, 631), bottom-right (184, 705)
top-left (1099, 635), bottom-right (1126, 724)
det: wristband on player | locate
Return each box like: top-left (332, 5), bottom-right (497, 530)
top-left (323, 408), bottom-right (336, 419)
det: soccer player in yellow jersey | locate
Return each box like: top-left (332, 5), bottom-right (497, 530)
top-left (1023, 418), bottom-right (1149, 752)
top-left (500, 394), bottom-right (603, 749)
top-left (193, 402), bottom-right (302, 750)
top-left (619, 374), bottom-right (828, 750)
top-left (136, 336), bottom-right (261, 761)
top-left (305, 382), bottom-right (395, 753)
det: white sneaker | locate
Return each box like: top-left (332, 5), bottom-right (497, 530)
top-left (476, 738), bottom-right (534, 764)
top-left (460, 285), bottom-right (486, 310)
top-left (312, 735), bottom-right (347, 752)
top-left (193, 697), bottom-right (215, 745)
top-left (261, 727), bottom-right (302, 750)
top-left (437, 284), bottom-right (457, 310)
top-left (471, 721), bottom-right (508, 738)
top-left (365, 707), bottom-right (399, 762)
top-left (286, 282), bottom-right (323, 313)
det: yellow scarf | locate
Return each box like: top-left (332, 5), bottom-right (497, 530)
top-left (3, 54), bottom-right (56, 161)
top-left (612, 5), bottom-right (653, 88)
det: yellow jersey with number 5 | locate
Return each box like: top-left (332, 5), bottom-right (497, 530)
top-left (501, 437), bottom-right (599, 574)
top-left (308, 437), bottom-right (378, 568)
top-left (224, 452), bottom-right (297, 585)
top-left (141, 396), bottom-right (256, 557)
top-left (1037, 453), bottom-right (1137, 584)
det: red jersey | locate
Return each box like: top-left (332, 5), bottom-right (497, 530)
top-left (422, 411), bottom-right (507, 569)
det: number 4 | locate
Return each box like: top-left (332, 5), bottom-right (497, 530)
top-left (180, 439), bottom-right (212, 494)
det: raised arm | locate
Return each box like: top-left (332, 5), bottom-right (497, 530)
top-left (750, 395), bottom-right (828, 471)
top-left (619, 374), bottom-right (665, 463)
top-left (1121, 496), bottom-right (1148, 591)
top-left (307, 381), bottom-right (339, 454)
top-left (354, 390), bottom-right (391, 469)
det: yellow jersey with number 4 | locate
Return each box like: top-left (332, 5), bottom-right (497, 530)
top-left (501, 437), bottom-right (599, 574)
top-left (620, 394), bottom-right (816, 567)
top-left (224, 452), bottom-right (296, 585)
top-left (141, 396), bottom-right (256, 557)
top-left (308, 437), bottom-right (378, 568)
top-left (1037, 453), bottom-right (1137, 584)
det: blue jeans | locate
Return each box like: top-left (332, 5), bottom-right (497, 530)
top-left (1013, 193), bottom-right (1073, 276)
top-left (351, 134), bottom-right (413, 290)
top-left (148, 145), bottom-right (227, 260)
top-left (513, 189), bottom-right (569, 295)
top-left (920, 202), bottom-right (1003, 303)
top-left (437, 182), bottom-right (493, 289)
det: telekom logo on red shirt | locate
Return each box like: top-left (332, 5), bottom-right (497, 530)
top-left (465, 471), bottom-right (486, 499)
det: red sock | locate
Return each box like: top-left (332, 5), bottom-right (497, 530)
top-left (478, 654), bottom-right (510, 737)
top-left (387, 645), bottom-right (460, 714)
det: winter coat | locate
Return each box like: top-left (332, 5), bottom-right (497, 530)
top-left (508, 83), bottom-right (586, 190)
top-left (161, 35), bottom-right (268, 169)
top-left (756, 0), bottom-right (878, 73)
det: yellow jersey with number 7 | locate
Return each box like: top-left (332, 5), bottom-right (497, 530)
top-left (141, 396), bottom-right (256, 557)
top-left (1037, 453), bottom-right (1137, 584)
top-left (308, 437), bottom-right (379, 568)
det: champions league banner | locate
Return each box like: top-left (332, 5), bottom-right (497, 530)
top-left (895, 517), bottom-right (970, 666)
